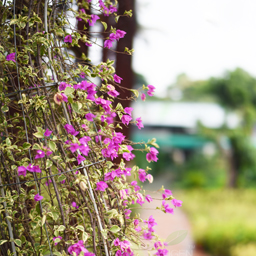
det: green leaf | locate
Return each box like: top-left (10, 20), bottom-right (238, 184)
top-left (46, 159), bottom-right (53, 169)
top-left (64, 87), bottom-right (74, 96)
top-left (72, 102), bottom-right (82, 113)
top-left (57, 225), bottom-right (66, 232)
top-left (57, 174), bottom-right (66, 182)
top-left (115, 16), bottom-right (120, 23)
top-left (101, 229), bottom-right (108, 239)
top-left (165, 230), bottom-right (188, 246)
top-left (22, 142), bottom-right (31, 150)
top-left (32, 143), bottom-right (41, 150)
top-left (41, 215), bottom-right (46, 226)
top-left (82, 232), bottom-right (88, 242)
top-left (101, 21), bottom-right (107, 30)
top-left (130, 89), bottom-right (139, 98)
top-left (0, 240), bottom-right (7, 246)
top-left (1, 105), bottom-right (9, 112)
top-left (33, 132), bottom-right (44, 138)
top-left (5, 138), bottom-right (11, 146)
top-left (14, 239), bottom-right (22, 247)
top-left (49, 141), bottom-right (57, 152)
top-left (76, 225), bottom-right (84, 232)
top-left (109, 225), bottom-right (120, 233)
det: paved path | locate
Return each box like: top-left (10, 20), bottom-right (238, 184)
top-left (136, 176), bottom-right (209, 256)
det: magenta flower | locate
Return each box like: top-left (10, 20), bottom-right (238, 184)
top-left (146, 174), bottom-right (153, 183)
top-left (104, 39), bottom-right (114, 49)
top-left (146, 147), bottom-right (159, 163)
top-left (27, 164), bottom-right (41, 173)
top-left (71, 202), bottom-right (79, 209)
top-left (64, 34), bottom-right (72, 43)
top-left (61, 93), bottom-right (68, 102)
top-left (34, 194), bottom-right (43, 201)
top-left (35, 150), bottom-right (45, 159)
top-left (79, 145), bottom-right (90, 156)
top-left (53, 236), bottom-right (62, 246)
top-left (85, 42), bottom-right (92, 47)
top-left (156, 249), bottom-right (169, 256)
top-left (115, 29), bottom-right (126, 40)
top-left (113, 238), bottom-right (120, 246)
top-left (121, 115), bottom-right (132, 125)
top-left (124, 107), bottom-right (133, 116)
top-left (17, 166), bottom-right (26, 177)
top-left (113, 74), bottom-right (123, 83)
top-left (138, 169), bottom-right (147, 182)
top-left (69, 143), bottom-right (79, 153)
top-left (64, 124), bottom-right (79, 136)
top-left (171, 198), bottom-right (183, 208)
top-left (77, 154), bottom-right (85, 164)
top-left (85, 113), bottom-right (96, 121)
top-left (145, 195), bottom-right (153, 203)
top-left (136, 117), bottom-right (144, 130)
top-left (147, 85), bottom-right (155, 96)
top-left (44, 129), bottom-right (52, 137)
top-left (6, 53), bottom-right (16, 62)
top-left (134, 219), bottom-right (139, 227)
top-left (58, 82), bottom-right (67, 91)
top-left (80, 72), bottom-right (86, 78)
top-left (162, 201), bottom-right (174, 214)
top-left (68, 240), bottom-right (91, 256)
top-left (81, 124), bottom-right (88, 131)
top-left (79, 136), bottom-right (91, 145)
top-left (141, 93), bottom-right (146, 101)
top-left (96, 181), bottom-right (108, 191)
top-left (45, 179), bottom-right (52, 186)
top-left (87, 14), bottom-right (100, 26)
top-left (143, 232), bottom-right (153, 240)
top-left (108, 89), bottom-right (119, 98)
top-left (124, 209), bottom-right (132, 219)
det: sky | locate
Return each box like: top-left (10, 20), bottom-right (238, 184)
top-left (133, 0), bottom-right (256, 97)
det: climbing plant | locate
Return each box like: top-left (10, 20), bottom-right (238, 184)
top-left (0, 1), bottom-right (182, 255)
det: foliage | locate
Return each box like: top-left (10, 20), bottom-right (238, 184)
top-left (0, 1), bottom-right (182, 256)
top-left (178, 189), bottom-right (256, 256)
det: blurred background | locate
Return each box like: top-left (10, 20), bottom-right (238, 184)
top-left (75, 0), bottom-right (256, 255)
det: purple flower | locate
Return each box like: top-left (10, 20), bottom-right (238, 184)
top-left (146, 147), bottom-right (159, 163)
top-left (136, 117), bottom-right (144, 130)
top-left (134, 219), bottom-right (139, 227)
top-left (96, 181), bottom-right (108, 191)
top-left (147, 85), bottom-right (155, 96)
top-left (79, 136), bottom-right (91, 145)
top-left (115, 29), bottom-right (126, 40)
top-left (6, 53), bottom-right (16, 62)
top-left (104, 39), bottom-right (114, 49)
top-left (64, 35), bottom-right (72, 43)
top-left (34, 194), bottom-right (43, 201)
top-left (143, 232), bottom-right (153, 240)
top-left (68, 240), bottom-right (92, 256)
top-left (162, 201), bottom-right (174, 214)
top-left (138, 169), bottom-right (147, 182)
top-left (108, 89), bottom-right (119, 98)
top-left (27, 164), bottom-right (41, 173)
top-left (64, 124), bottom-right (79, 136)
top-left (53, 236), bottom-right (62, 246)
top-left (71, 202), bottom-right (79, 209)
top-left (80, 72), bottom-right (86, 78)
top-left (61, 93), bottom-right (68, 102)
top-left (69, 143), bottom-right (79, 153)
top-left (77, 154), bottom-right (85, 164)
top-left (113, 238), bottom-right (120, 246)
top-left (113, 74), bottom-right (123, 84)
top-left (172, 198), bottom-right (183, 208)
top-left (58, 82), bottom-right (67, 91)
top-left (156, 249), bottom-right (169, 256)
top-left (87, 14), bottom-right (100, 26)
top-left (85, 113), bottom-right (96, 122)
top-left (17, 166), bottom-right (26, 177)
top-left (145, 195), bottom-right (153, 203)
top-left (79, 145), bottom-right (90, 156)
top-left (44, 129), bottom-right (52, 137)
top-left (85, 42), bottom-right (92, 47)
top-left (121, 115), bottom-right (132, 126)
top-left (35, 150), bottom-right (45, 159)
top-left (124, 107), bottom-right (133, 116)
top-left (141, 93), bottom-right (146, 101)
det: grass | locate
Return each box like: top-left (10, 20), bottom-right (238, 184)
top-left (176, 189), bottom-right (256, 256)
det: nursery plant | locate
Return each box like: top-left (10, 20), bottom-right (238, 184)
top-left (0, 1), bottom-right (182, 255)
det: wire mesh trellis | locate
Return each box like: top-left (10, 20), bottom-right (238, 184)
top-left (0, 0), bottom-right (129, 255)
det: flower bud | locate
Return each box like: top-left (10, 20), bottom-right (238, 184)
top-left (79, 181), bottom-right (87, 191)
top-left (146, 174), bottom-right (153, 183)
